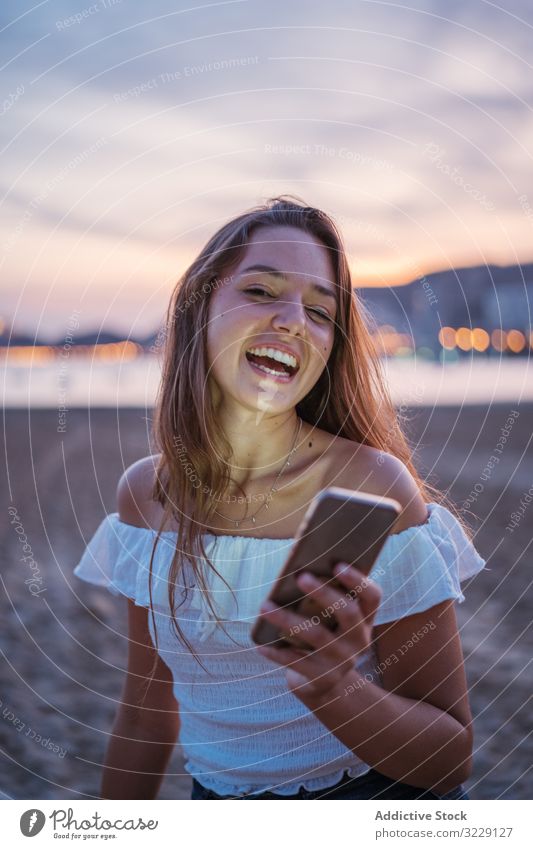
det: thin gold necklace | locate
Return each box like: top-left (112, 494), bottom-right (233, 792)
top-left (212, 416), bottom-right (303, 528)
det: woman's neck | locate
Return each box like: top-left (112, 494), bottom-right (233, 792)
top-left (216, 409), bottom-right (305, 491)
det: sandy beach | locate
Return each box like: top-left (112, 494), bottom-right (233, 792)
top-left (1, 404), bottom-right (531, 799)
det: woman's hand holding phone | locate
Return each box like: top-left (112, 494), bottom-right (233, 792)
top-left (255, 561), bottom-right (382, 702)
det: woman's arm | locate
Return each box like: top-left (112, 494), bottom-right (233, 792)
top-left (257, 455), bottom-right (473, 794)
top-left (295, 599), bottom-right (473, 795)
top-left (100, 599), bottom-right (180, 800)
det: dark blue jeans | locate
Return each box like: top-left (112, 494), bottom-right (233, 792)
top-left (191, 768), bottom-right (470, 800)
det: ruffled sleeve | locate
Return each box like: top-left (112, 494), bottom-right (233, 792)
top-left (370, 502), bottom-right (487, 625)
top-left (73, 513), bottom-right (180, 609)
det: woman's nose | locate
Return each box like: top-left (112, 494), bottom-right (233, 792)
top-left (271, 299), bottom-right (306, 335)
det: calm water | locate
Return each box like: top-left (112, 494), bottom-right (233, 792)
top-left (2, 354), bottom-right (531, 408)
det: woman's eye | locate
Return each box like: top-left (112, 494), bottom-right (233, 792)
top-left (245, 288), bottom-right (333, 322)
top-left (246, 287), bottom-right (272, 297)
top-left (310, 309), bottom-right (333, 322)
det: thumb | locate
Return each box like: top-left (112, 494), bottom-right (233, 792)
top-left (285, 668), bottom-right (317, 695)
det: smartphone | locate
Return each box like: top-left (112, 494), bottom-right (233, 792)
top-left (251, 486), bottom-right (402, 648)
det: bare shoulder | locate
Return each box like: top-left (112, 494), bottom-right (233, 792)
top-left (333, 441), bottom-right (429, 534)
top-left (116, 455), bottom-right (162, 529)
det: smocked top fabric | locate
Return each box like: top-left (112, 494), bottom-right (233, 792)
top-left (73, 502), bottom-right (486, 797)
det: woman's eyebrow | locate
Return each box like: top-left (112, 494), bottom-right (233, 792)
top-left (239, 263), bottom-right (337, 302)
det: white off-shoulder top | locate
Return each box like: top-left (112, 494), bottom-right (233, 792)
top-left (73, 502), bottom-right (486, 797)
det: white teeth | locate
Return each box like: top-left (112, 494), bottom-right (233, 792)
top-left (252, 362), bottom-right (289, 377)
top-left (247, 346), bottom-right (298, 369)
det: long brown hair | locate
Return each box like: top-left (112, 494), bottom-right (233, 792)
top-left (146, 195), bottom-right (468, 676)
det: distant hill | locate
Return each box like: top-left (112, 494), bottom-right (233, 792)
top-left (358, 262), bottom-right (533, 352)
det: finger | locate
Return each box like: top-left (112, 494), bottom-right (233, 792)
top-left (333, 564), bottom-right (382, 622)
top-left (259, 643), bottom-right (343, 689)
top-left (295, 570), bottom-right (369, 644)
top-left (285, 668), bottom-right (333, 698)
top-left (358, 583), bottom-right (382, 625)
top-left (259, 601), bottom-right (338, 650)
top-left (260, 605), bottom-right (363, 676)
top-left (256, 643), bottom-right (310, 665)
top-left (278, 571), bottom-right (368, 659)
top-left (295, 571), bottom-right (362, 631)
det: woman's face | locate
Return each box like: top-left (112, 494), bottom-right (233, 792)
top-left (206, 225), bottom-right (338, 416)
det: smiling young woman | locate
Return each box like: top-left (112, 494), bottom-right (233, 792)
top-left (74, 195), bottom-right (486, 800)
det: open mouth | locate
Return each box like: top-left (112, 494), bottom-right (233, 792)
top-left (245, 347), bottom-right (300, 380)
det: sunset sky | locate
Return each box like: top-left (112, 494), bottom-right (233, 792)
top-left (1, 0), bottom-right (533, 340)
